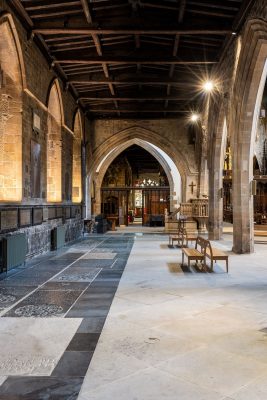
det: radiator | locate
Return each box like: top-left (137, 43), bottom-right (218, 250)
top-left (2, 233), bottom-right (27, 272)
top-left (51, 226), bottom-right (65, 250)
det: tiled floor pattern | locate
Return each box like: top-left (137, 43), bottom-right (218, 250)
top-left (0, 234), bottom-right (134, 399)
top-left (77, 233), bottom-right (267, 400)
top-left (1, 230), bottom-right (267, 399)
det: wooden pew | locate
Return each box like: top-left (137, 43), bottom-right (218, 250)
top-left (169, 227), bottom-right (184, 247)
top-left (181, 236), bottom-right (205, 269)
top-left (204, 240), bottom-right (229, 273)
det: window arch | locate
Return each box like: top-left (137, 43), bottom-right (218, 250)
top-left (47, 80), bottom-right (63, 202)
top-left (0, 15), bottom-right (24, 201)
top-left (72, 110), bottom-right (82, 203)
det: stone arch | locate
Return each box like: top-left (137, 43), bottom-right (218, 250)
top-left (88, 133), bottom-right (183, 217)
top-left (231, 18), bottom-right (267, 253)
top-left (47, 80), bottom-right (63, 202)
top-left (0, 13), bottom-right (26, 89)
top-left (91, 126), bottom-right (189, 183)
top-left (208, 100), bottom-right (228, 239)
top-left (72, 109), bottom-right (82, 203)
top-left (0, 13), bottom-right (26, 201)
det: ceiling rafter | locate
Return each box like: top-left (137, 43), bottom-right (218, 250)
top-left (80, 0), bottom-right (120, 116)
top-left (32, 28), bottom-right (233, 36)
top-left (165, 0), bottom-right (187, 111)
top-left (10, 0), bottom-right (251, 119)
top-left (52, 58), bottom-right (217, 65)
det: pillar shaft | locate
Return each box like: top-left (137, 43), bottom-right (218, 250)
top-left (208, 170), bottom-right (223, 240)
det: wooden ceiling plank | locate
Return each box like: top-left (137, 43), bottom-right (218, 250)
top-left (186, 8), bottom-right (233, 18)
top-left (30, 10), bottom-right (84, 19)
top-left (10, 0), bottom-right (34, 27)
top-left (70, 79), bottom-right (195, 85)
top-left (49, 39), bottom-right (92, 47)
top-left (51, 45), bottom-right (93, 53)
top-left (187, 0), bottom-right (239, 12)
top-left (89, 109), bottom-right (186, 113)
top-left (80, 96), bottom-right (191, 100)
top-left (46, 35), bottom-right (89, 43)
top-left (25, 2), bottom-right (81, 11)
top-left (166, 0), bottom-right (186, 110)
top-left (80, 0), bottom-right (93, 24)
top-left (53, 58), bottom-right (217, 65)
top-left (33, 28), bottom-right (232, 35)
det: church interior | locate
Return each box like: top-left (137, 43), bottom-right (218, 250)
top-left (0, 0), bottom-right (267, 399)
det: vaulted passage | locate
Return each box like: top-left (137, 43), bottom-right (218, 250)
top-left (0, 1), bottom-right (267, 399)
top-left (101, 145), bottom-right (170, 227)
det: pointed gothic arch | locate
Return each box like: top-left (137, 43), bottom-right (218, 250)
top-left (231, 18), bottom-right (267, 253)
top-left (72, 109), bottom-right (82, 203)
top-left (47, 80), bottom-right (63, 202)
top-left (87, 136), bottom-right (182, 218)
top-left (0, 13), bottom-right (25, 201)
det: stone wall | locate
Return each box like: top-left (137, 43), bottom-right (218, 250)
top-left (0, 217), bottom-right (83, 258)
top-left (0, 2), bottom-right (87, 257)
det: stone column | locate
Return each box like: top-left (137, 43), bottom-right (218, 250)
top-left (208, 170), bottom-right (223, 240)
top-left (94, 179), bottom-right (102, 216)
top-left (232, 165), bottom-right (254, 253)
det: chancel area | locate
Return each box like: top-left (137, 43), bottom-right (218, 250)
top-left (0, 0), bottom-right (267, 399)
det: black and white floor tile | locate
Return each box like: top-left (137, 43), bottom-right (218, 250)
top-left (0, 234), bottom-right (134, 399)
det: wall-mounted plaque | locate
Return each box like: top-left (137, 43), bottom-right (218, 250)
top-left (56, 207), bottom-right (63, 218)
top-left (33, 111), bottom-right (41, 133)
top-left (0, 210), bottom-right (18, 231)
top-left (19, 209), bottom-right (31, 227)
top-left (43, 207), bottom-right (48, 221)
top-left (71, 206), bottom-right (81, 219)
top-left (31, 140), bottom-right (41, 198)
top-left (48, 207), bottom-right (56, 220)
top-left (32, 208), bottom-right (43, 225)
top-left (65, 207), bottom-right (71, 219)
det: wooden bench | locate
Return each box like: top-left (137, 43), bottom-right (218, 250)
top-left (183, 231), bottom-right (198, 247)
top-left (181, 237), bottom-right (229, 273)
top-left (169, 227), bottom-right (184, 247)
top-left (204, 240), bottom-right (229, 273)
top-left (181, 236), bottom-right (205, 269)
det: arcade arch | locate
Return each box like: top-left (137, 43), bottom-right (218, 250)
top-left (0, 14), bottom-right (25, 201)
top-left (72, 110), bottom-right (82, 203)
top-left (87, 135), bottom-right (183, 219)
top-left (47, 80), bottom-right (63, 202)
top-left (231, 19), bottom-right (267, 253)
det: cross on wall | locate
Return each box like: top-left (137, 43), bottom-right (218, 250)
top-left (189, 181), bottom-right (196, 194)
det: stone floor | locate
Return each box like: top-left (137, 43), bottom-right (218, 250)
top-left (0, 229), bottom-right (267, 399)
top-left (0, 234), bottom-right (134, 399)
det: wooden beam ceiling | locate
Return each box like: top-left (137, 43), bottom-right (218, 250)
top-left (9, 0), bottom-right (253, 119)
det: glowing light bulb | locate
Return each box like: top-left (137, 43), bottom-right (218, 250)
top-left (203, 80), bottom-right (214, 92)
top-left (191, 114), bottom-right (199, 122)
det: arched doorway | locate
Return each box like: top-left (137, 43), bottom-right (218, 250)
top-left (100, 145), bottom-right (171, 227)
top-left (0, 14), bottom-right (24, 201)
top-left (47, 80), bottom-right (63, 202)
